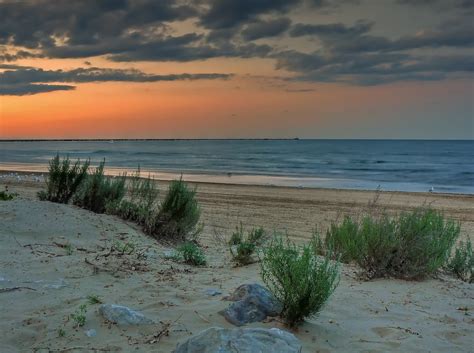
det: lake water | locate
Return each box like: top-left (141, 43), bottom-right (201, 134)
top-left (0, 140), bottom-right (473, 194)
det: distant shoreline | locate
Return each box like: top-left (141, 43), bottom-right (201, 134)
top-left (0, 138), bottom-right (472, 142)
top-left (1, 163), bottom-right (473, 197)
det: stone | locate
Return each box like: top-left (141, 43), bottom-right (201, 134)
top-left (173, 327), bottom-right (302, 353)
top-left (98, 304), bottom-right (154, 326)
top-left (221, 283), bottom-right (281, 326)
top-left (84, 329), bottom-right (97, 337)
top-left (205, 288), bottom-right (222, 296)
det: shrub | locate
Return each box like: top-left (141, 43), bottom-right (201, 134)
top-left (39, 154), bottom-right (89, 203)
top-left (447, 239), bottom-right (473, 283)
top-left (174, 242), bottom-right (207, 266)
top-left (147, 178), bottom-right (201, 241)
top-left (229, 223), bottom-right (267, 265)
top-left (260, 237), bottom-right (339, 327)
top-left (325, 207), bottom-right (460, 280)
top-left (73, 160), bottom-right (126, 213)
top-left (0, 187), bottom-right (16, 201)
top-left (106, 168), bottom-right (159, 224)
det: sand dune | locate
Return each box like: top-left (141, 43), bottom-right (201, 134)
top-left (0, 179), bottom-right (473, 352)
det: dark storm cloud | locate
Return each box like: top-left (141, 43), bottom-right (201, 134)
top-left (0, 65), bottom-right (232, 95)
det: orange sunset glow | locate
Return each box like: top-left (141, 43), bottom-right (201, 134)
top-left (0, 0), bottom-right (473, 139)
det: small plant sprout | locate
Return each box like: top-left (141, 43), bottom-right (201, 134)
top-left (64, 243), bottom-right (74, 256)
top-left (175, 242), bottom-right (207, 266)
top-left (229, 223), bottom-right (267, 266)
top-left (57, 328), bottom-right (66, 337)
top-left (112, 240), bottom-right (136, 255)
top-left (71, 304), bottom-right (88, 328)
top-left (87, 294), bottom-right (103, 305)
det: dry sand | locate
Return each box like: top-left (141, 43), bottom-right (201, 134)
top-left (0, 176), bottom-right (473, 352)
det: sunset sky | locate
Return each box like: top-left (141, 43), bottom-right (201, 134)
top-left (0, 0), bottom-right (473, 139)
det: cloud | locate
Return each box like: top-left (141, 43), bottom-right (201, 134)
top-left (0, 83), bottom-right (75, 96)
top-left (0, 65), bottom-right (233, 95)
top-left (289, 20), bottom-right (372, 37)
top-left (274, 50), bottom-right (474, 85)
top-left (241, 18), bottom-right (292, 41)
top-left (198, 0), bottom-right (299, 29)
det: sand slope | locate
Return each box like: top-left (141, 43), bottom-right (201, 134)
top-left (0, 199), bottom-right (472, 353)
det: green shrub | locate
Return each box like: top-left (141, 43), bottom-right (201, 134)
top-left (147, 178), bottom-right (201, 241)
top-left (106, 169), bottom-right (159, 224)
top-left (0, 188), bottom-right (16, 201)
top-left (229, 223), bottom-right (267, 265)
top-left (73, 160), bottom-right (126, 213)
top-left (325, 208), bottom-right (460, 280)
top-left (260, 237), bottom-right (339, 327)
top-left (447, 239), bottom-right (473, 283)
top-left (174, 242), bottom-right (207, 266)
top-left (39, 154), bottom-right (89, 203)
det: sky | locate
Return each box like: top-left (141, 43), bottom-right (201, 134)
top-left (0, 0), bottom-right (473, 139)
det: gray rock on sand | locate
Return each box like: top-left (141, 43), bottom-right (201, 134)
top-left (98, 304), bottom-right (154, 326)
top-left (174, 327), bottom-right (302, 353)
top-left (221, 283), bottom-right (282, 326)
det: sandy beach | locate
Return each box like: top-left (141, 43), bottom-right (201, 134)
top-left (1, 175), bottom-right (473, 352)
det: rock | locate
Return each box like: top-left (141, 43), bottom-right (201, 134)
top-left (84, 329), bottom-right (97, 337)
top-left (205, 288), bottom-right (222, 296)
top-left (163, 249), bottom-right (178, 259)
top-left (174, 327), bottom-right (302, 353)
top-left (98, 304), bottom-right (154, 326)
top-left (221, 283), bottom-right (281, 326)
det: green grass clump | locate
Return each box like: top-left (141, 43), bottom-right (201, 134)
top-left (71, 304), bottom-right (87, 328)
top-left (87, 294), bottom-right (103, 305)
top-left (174, 242), bottom-right (207, 266)
top-left (73, 160), bottom-right (126, 213)
top-left (147, 178), bottom-right (201, 241)
top-left (229, 223), bottom-right (267, 265)
top-left (447, 239), bottom-right (473, 283)
top-left (38, 154), bottom-right (89, 203)
top-left (325, 207), bottom-right (460, 280)
top-left (260, 237), bottom-right (339, 327)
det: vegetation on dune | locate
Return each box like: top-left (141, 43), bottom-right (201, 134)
top-left (145, 178), bottom-right (201, 242)
top-left (0, 186), bottom-right (16, 201)
top-left (229, 223), bottom-right (268, 266)
top-left (260, 236), bottom-right (340, 327)
top-left (321, 207), bottom-right (460, 280)
top-left (447, 239), bottom-right (473, 283)
top-left (173, 242), bottom-right (207, 266)
top-left (38, 154), bottom-right (89, 203)
top-left (73, 160), bottom-right (126, 213)
top-left (106, 168), bottom-right (159, 225)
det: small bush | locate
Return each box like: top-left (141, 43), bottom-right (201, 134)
top-left (73, 160), bottom-right (126, 213)
top-left (447, 239), bottom-right (473, 283)
top-left (39, 154), bottom-right (89, 203)
top-left (325, 208), bottom-right (460, 280)
top-left (229, 223), bottom-right (267, 265)
top-left (174, 242), bottom-right (207, 266)
top-left (260, 237), bottom-right (339, 327)
top-left (106, 169), bottom-right (159, 224)
top-left (147, 178), bottom-right (201, 241)
top-left (0, 187), bottom-right (16, 201)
